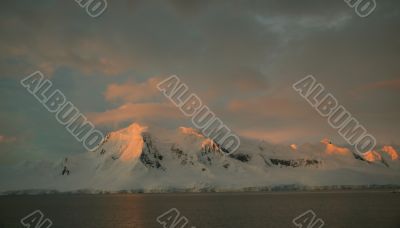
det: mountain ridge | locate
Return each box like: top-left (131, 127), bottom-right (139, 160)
top-left (0, 122), bottom-right (399, 193)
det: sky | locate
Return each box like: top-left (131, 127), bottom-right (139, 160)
top-left (0, 0), bottom-right (399, 164)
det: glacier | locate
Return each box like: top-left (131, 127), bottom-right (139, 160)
top-left (0, 123), bottom-right (399, 194)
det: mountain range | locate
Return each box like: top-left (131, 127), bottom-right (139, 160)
top-left (1, 123), bottom-right (399, 194)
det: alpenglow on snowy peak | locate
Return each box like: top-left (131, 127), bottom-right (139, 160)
top-left (0, 122), bottom-right (399, 194)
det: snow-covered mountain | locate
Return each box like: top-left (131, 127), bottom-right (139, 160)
top-left (1, 123), bottom-right (399, 193)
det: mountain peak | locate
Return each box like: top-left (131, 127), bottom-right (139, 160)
top-left (117, 122), bottom-right (148, 135)
top-left (179, 127), bottom-right (204, 138)
top-left (100, 122), bottom-right (148, 162)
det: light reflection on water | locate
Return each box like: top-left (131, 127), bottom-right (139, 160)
top-left (0, 191), bottom-right (399, 228)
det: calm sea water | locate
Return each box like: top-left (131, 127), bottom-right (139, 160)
top-left (0, 191), bottom-right (399, 228)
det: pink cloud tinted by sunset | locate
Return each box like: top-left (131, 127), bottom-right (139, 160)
top-left (0, 135), bottom-right (16, 143)
top-left (352, 79), bottom-right (400, 96)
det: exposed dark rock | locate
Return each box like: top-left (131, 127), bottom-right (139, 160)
top-left (230, 153), bottom-right (251, 162)
top-left (62, 166), bottom-right (70, 175)
top-left (140, 133), bottom-right (164, 170)
top-left (270, 158), bottom-right (321, 168)
top-left (171, 144), bottom-right (194, 166)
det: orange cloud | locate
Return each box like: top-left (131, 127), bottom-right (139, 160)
top-left (105, 77), bottom-right (161, 103)
top-left (352, 79), bottom-right (400, 96)
top-left (0, 135), bottom-right (16, 143)
top-left (321, 138), bottom-right (350, 155)
top-left (179, 127), bottom-right (203, 137)
top-left (381, 146), bottom-right (399, 160)
top-left (290, 144), bottom-right (298, 150)
top-left (363, 151), bottom-right (382, 162)
top-left (87, 103), bottom-right (181, 126)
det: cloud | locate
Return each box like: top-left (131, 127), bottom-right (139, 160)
top-left (0, 135), bottom-right (16, 143)
top-left (168, 0), bottom-right (211, 15)
top-left (87, 102), bottom-right (182, 126)
top-left (105, 77), bottom-right (162, 103)
top-left (0, 1), bottom-right (133, 78)
top-left (1, 0), bottom-right (400, 163)
top-left (320, 138), bottom-right (350, 155)
top-left (352, 79), bottom-right (400, 96)
top-left (225, 67), bottom-right (269, 93)
top-left (227, 93), bottom-right (313, 119)
top-left (238, 127), bottom-right (319, 144)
